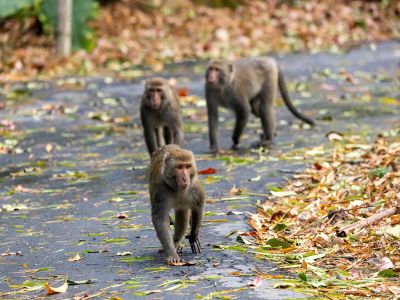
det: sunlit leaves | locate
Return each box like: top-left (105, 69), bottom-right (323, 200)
top-left (245, 134), bottom-right (400, 297)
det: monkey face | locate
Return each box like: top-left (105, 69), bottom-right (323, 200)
top-left (207, 66), bottom-right (220, 84)
top-left (147, 88), bottom-right (163, 110)
top-left (206, 60), bottom-right (233, 87)
top-left (163, 158), bottom-right (195, 191)
top-left (174, 163), bottom-right (192, 190)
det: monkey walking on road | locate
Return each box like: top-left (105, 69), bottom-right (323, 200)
top-left (205, 57), bottom-right (315, 153)
top-left (140, 77), bottom-right (184, 155)
top-left (148, 144), bottom-right (205, 264)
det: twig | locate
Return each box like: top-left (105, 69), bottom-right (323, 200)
top-left (337, 206), bottom-right (400, 237)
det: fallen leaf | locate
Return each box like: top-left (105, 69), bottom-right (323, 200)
top-left (198, 167), bottom-right (217, 175)
top-left (167, 260), bottom-right (197, 266)
top-left (326, 131), bottom-right (343, 142)
top-left (1, 250), bottom-right (22, 256)
top-left (387, 285), bottom-right (400, 295)
top-left (269, 190), bottom-right (297, 197)
top-left (375, 257), bottom-right (394, 271)
top-left (178, 88), bottom-right (189, 97)
top-left (45, 281), bottom-right (68, 295)
top-left (68, 253), bottom-right (82, 262)
top-left (116, 213), bottom-right (128, 219)
top-left (248, 175), bottom-right (261, 182)
top-left (229, 185), bottom-right (244, 195)
top-left (116, 251), bottom-right (132, 256)
top-left (45, 144), bottom-right (53, 153)
top-left (247, 275), bottom-right (262, 288)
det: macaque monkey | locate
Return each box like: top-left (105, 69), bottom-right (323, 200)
top-left (149, 144), bottom-right (205, 264)
top-left (140, 77), bottom-right (184, 155)
top-left (205, 57), bottom-right (315, 153)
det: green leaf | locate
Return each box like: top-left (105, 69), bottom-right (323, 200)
top-left (264, 238), bottom-right (291, 249)
top-left (369, 167), bottom-right (389, 179)
top-left (378, 269), bottom-right (399, 278)
top-left (212, 244), bottom-right (247, 253)
top-left (0, 0), bottom-right (34, 18)
top-left (273, 223), bottom-right (288, 232)
top-left (118, 256), bottom-right (154, 264)
top-left (298, 273), bottom-right (308, 282)
top-left (103, 237), bottom-right (128, 244)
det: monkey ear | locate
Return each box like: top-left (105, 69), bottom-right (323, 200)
top-left (160, 151), bottom-right (170, 174)
top-left (144, 79), bottom-right (151, 90)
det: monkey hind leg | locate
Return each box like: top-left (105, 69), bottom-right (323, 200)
top-left (250, 97), bottom-right (261, 118)
top-left (232, 109), bottom-right (250, 150)
top-left (163, 126), bottom-right (173, 145)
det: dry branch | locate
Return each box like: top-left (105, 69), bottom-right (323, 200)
top-left (337, 206), bottom-right (400, 237)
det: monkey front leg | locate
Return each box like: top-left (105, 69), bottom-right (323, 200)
top-left (232, 109), bottom-right (249, 150)
top-left (188, 208), bottom-right (203, 253)
top-left (151, 203), bottom-right (181, 263)
top-left (172, 126), bottom-right (184, 147)
top-left (207, 104), bottom-right (220, 154)
top-left (173, 209), bottom-right (189, 253)
top-left (142, 119), bottom-right (158, 155)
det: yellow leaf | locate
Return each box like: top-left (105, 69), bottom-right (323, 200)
top-left (45, 281), bottom-right (68, 294)
top-left (379, 97), bottom-right (399, 105)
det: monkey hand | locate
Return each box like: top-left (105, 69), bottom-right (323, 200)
top-left (167, 253), bottom-right (183, 265)
top-left (188, 235), bottom-right (202, 253)
top-left (174, 242), bottom-right (184, 253)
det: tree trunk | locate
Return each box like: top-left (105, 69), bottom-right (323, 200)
top-left (56, 0), bottom-right (72, 57)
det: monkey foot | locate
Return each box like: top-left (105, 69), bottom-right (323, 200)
top-left (209, 147), bottom-right (224, 155)
top-left (167, 254), bottom-right (183, 265)
top-left (188, 236), bottom-right (202, 253)
top-left (252, 140), bottom-right (273, 149)
top-left (231, 144), bottom-right (240, 151)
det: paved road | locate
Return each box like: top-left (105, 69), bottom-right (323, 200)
top-left (0, 41), bottom-right (399, 299)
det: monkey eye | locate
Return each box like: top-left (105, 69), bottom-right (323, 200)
top-left (155, 88), bottom-right (162, 93)
top-left (185, 164), bottom-right (192, 169)
top-left (176, 165), bottom-right (183, 170)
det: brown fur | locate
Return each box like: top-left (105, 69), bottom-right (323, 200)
top-left (148, 144), bottom-right (205, 264)
top-left (140, 78), bottom-right (184, 155)
top-left (205, 57), bottom-right (315, 153)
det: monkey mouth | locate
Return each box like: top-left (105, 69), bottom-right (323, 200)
top-left (177, 183), bottom-right (190, 190)
top-left (206, 79), bottom-right (218, 85)
top-left (149, 103), bottom-right (161, 110)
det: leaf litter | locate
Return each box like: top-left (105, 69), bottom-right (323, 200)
top-left (241, 133), bottom-right (400, 297)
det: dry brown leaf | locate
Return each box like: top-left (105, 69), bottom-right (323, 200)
top-left (167, 260), bottom-right (197, 266)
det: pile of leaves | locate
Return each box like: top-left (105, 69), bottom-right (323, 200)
top-left (244, 133), bottom-right (400, 298)
top-left (1, 0), bottom-right (400, 81)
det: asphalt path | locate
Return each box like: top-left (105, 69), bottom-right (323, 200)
top-left (0, 41), bottom-right (399, 299)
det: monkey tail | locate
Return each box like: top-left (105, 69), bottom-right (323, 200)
top-left (278, 68), bottom-right (315, 126)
